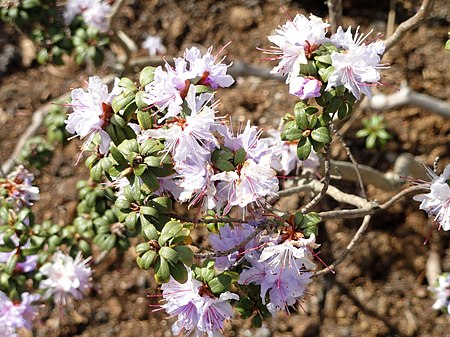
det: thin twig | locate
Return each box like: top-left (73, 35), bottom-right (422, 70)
top-left (326, 0), bottom-right (343, 34)
top-left (330, 124), bottom-right (367, 199)
top-left (384, 0), bottom-right (434, 52)
top-left (301, 144), bottom-right (331, 213)
top-left (314, 215), bottom-right (372, 276)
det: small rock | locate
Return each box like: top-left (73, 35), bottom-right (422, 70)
top-left (229, 7), bottom-right (255, 31)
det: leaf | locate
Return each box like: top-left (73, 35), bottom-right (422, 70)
top-left (140, 170), bottom-right (160, 192)
top-left (137, 250), bottom-right (157, 269)
top-left (281, 128), bottom-right (303, 142)
top-left (214, 159), bottom-right (235, 172)
top-left (311, 127), bottom-right (331, 144)
top-left (154, 257), bottom-right (170, 283)
top-left (159, 246), bottom-right (179, 263)
top-left (208, 274), bottom-right (231, 294)
top-left (137, 110), bottom-right (153, 130)
top-left (318, 66), bottom-right (335, 82)
top-left (234, 148), bottom-right (247, 166)
top-left (139, 66), bottom-right (156, 87)
top-left (297, 137), bottom-right (312, 160)
top-left (169, 261), bottom-right (188, 284)
top-left (295, 108), bottom-right (309, 130)
top-left (150, 197), bottom-right (172, 214)
top-left (173, 245), bottom-right (194, 266)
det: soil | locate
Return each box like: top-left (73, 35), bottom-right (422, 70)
top-left (1, 0), bottom-right (450, 336)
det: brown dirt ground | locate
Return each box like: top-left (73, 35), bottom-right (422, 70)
top-left (1, 0), bottom-right (450, 336)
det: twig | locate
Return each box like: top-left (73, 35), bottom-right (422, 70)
top-left (367, 82), bottom-right (450, 119)
top-left (330, 124), bottom-right (367, 199)
top-left (301, 144), bottom-right (331, 213)
top-left (384, 0), bottom-right (435, 52)
top-left (1, 75), bottom-right (116, 175)
top-left (194, 222), bottom-right (269, 258)
top-left (326, 0), bottom-right (343, 34)
top-left (314, 215), bottom-right (372, 276)
top-left (318, 184), bottom-right (429, 219)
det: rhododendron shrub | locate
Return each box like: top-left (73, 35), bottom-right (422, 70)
top-left (1, 11), bottom-right (448, 337)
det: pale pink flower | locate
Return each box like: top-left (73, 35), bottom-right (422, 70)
top-left (266, 14), bottom-right (329, 81)
top-left (413, 164), bottom-right (450, 231)
top-left (64, 0), bottom-right (111, 32)
top-left (66, 76), bottom-right (119, 155)
top-left (142, 35), bottom-right (166, 56)
top-left (327, 26), bottom-right (385, 99)
top-left (39, 251), bottom-right (92, 305)
top-left (289, 76), bottom-right (322, 99)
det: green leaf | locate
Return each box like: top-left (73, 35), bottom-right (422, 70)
top-left (137, 110), bottom-right (153, 130)
top-left (93, 234), bottom-right (116, 251)
top-left (318, 66), bottom-right (335, 82)
top-left (154, 257), bottom-right (170, 283)
top-left (208, 274), bottom-right (232, 294)
top-left (173, 245), bottom-right (194, 266)
top-left (135, 242), bottom-right (151, 255)
top-left (366, 134), bottom-right (377, 149)
top-left (141, 218), bottom-right (159, 240)
top-left (125, 212), bottom-right (138, 231)
top-left (233, 148), bottom-right (247, 166)
top-left (150, 197), bottom-right (172, 214)
top-left (169, 261), bottom-right (188, 283)
top-left (281, 128), bottom-right (303, 142)
top-left (139, 66), bottom-right (156, 87)
top-left (137, 250), bottom-right (157, 269)
top-left (311, 126), bottom-right (331, 144)
top-left (295, 108), bottom-right (309, 130)
top-left (356, 129), bottom-right (370, 138)
top-left (159, 246), bottom-right (179, 263)
top-left (297, 137), bottom-right (312, 160)
top-left (141, 170), bottom-right (160, 192)
top-left (214, 159), bottom-right (235, 172)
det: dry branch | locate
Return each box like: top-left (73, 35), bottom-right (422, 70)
top-left (367, 83), bottom-right (450, 119)
top-left (384, 0), bottom-right (435, 52)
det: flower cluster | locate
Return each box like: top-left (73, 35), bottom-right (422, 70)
top-left (0, 165), bottom-right (39, 210)
top-left (413, 163), bottom-right (450, 231)
top-left (266, 14), bottom-right (386, 100)
top-left (161, 269), bottom-right (239, 336)
top-left (64, 0), bottom-right (112, 32)
top-left (0, 291), bottom-right (40, 337)
top-left (65, 76), bottom-right (120, 156)
top-left (429, 273), bottom-right (450, 313)
top-left (39, 251), bottom-right (92, 305)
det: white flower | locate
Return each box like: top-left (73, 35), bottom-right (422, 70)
top-left (429, 273), bottom-right (450, 313)
top-left (413, 164), bottom-right (450, 230)
top-left (161, 269), bottom-right (238, 336)
top-left (213, 154), bottom-right (279, 214)
top-left (64, 0), bottom-right (111, 32)
top-left (66, 76), bottom-right (119, 155)
top-left (266, 14), bottom-right (329, 81)
top-left (142, 35), bottom-right (166, 56)
top-left (327, 26), bottom-right (385, 100)
top-left (0, 291), bottom-right (40, 333)
top-left (2, 165), bottom-right (40, 209)
top-left (39, 251), bottom-right (92, 305)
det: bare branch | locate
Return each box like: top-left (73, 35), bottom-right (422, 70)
top-left (367, 83), bottom-right (450, 119)
top-left (314, 215), bottom-right (372, 276)
top-left (384, 0), bottom-right (435, 52)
